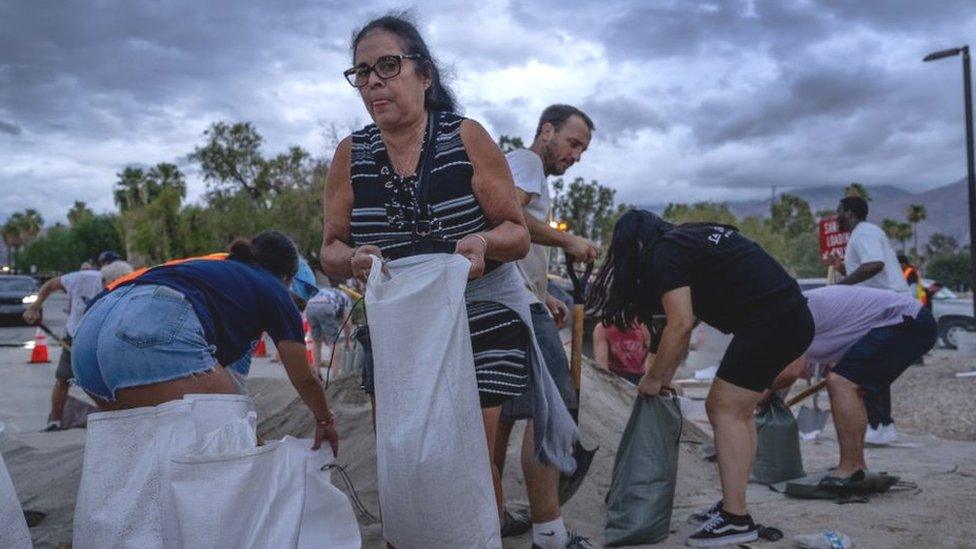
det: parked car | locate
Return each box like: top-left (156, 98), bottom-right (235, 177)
top-left (0, 275), bottom-right (39, 323)
top-left (793, 277), bottom-right (974, 349)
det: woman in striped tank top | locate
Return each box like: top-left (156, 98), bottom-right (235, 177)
top-left (320, 15), bottom-right (541, 531)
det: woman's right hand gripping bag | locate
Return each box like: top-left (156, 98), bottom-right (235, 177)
top-left (605, 394), bottom-right (682, 546)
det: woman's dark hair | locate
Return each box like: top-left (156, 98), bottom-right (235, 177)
top-left (228, 230), bottom-right (299, 280)
top-left (586, 210), bottom-right (674, 329)
top-left (351, 14), bottom-right (457, 113)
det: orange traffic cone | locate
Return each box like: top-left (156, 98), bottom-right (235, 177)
top-left (29, 328), bottom-right (50, 363)
top-left (252, 334), bottom-right (268, 357)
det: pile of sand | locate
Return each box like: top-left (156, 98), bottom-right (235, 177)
top-left (6, 352), bottom-right (976, 548)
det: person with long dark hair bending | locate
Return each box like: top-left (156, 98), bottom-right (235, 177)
top-left (587, 210), bottom-right (813, 547)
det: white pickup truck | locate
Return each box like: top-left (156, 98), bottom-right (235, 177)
top-left (796, 278), bottom-right (974, 349)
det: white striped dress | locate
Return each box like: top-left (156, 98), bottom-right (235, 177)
top-left (349, 111), bottom-right (529, 407)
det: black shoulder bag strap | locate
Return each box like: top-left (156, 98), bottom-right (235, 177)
top-left (411, 111), bottom-right (439, 254)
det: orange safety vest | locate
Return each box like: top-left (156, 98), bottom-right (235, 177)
top-left (106, 253), bottom-right (229, 291)
top-left (902, 266), bottom-right (928, 306)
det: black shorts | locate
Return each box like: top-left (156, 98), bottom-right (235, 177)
top-left (833, 308), bottom-right (938, 395)
top-left (717, 303), bottom-right (814, 392)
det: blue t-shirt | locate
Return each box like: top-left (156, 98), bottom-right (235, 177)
top-left (118, 259), bottom-right (304, 367)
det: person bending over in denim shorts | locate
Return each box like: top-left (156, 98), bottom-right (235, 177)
top-left (71, 231), bottom-right (338, 453)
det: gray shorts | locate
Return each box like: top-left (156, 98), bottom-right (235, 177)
top-left (56, 335), bottom-right (73, 383)
top-left (306, 301), bottom-right (341, 344)
top-left (500, 302), bottom-right (578, 421)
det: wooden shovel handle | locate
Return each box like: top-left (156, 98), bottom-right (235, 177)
top-left (786, 378), bottom-right (828, 407)
top-left (571, 304), bottom-right (584, 391)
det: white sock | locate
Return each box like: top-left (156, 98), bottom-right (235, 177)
top-left (532, 517), bottom-right (567, 549)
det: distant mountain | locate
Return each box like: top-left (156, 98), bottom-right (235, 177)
top-left (639, 180), bottom-right (970, 246)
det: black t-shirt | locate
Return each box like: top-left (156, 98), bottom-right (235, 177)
top-left (647, 225), bottom-right (803, 333)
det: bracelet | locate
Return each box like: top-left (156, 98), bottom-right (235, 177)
top-left (470, 233), bottom-right (489, 253)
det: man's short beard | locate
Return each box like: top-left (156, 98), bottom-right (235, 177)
top-left (543, 141), bottom-right (563, 175)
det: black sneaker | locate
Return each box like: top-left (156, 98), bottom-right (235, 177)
top-left (530, 531), bottom-right (593, 549)
top-left (42, 421), bottom-right (60, 432)
top-left (688, 500), bottom-right (722, 525)
top-left (686, 510), bottom-right (758, 547)
top-left (501, 507), bottom-right (531, 537)
top-left (819, 469), bottom-right (866, 492)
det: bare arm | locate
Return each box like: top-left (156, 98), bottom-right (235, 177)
top-left (592, 323), bottom-right (609, 370)
top-left (277, 340), bottom-right (338, 453)
top-left (637, 287), bottom-right (694, 396)
top-left (320, 137), bottom-right (382, 281)
top-left (516, 188), bottom-right (598, 261)
top-left (461, 119), bottom-right (530, 262)
top-left (23, 276), bottom-right (64, 324)
top-left (837, 261), bottom-right (884, 285)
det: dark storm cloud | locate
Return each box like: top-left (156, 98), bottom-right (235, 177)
top-left (580, 95), bottom-right (669, 141)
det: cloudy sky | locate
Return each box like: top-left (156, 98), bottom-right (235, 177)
top-left (2, 0), bottom-right (976, 224)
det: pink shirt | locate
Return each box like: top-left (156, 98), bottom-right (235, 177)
top-left (604, 324), bottom-right (648, 376)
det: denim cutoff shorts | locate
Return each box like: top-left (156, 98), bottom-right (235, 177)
top-left (72, 284), bottom-right (219, 401)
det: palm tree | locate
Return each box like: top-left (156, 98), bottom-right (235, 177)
top-left (114, 166), bottom-right (151, 212)
top-left (894, 222), bottom-right (913, 253)
top-left (67, 201), bottom-right (94, 227)
top-left (844, 182), bottom-right (871, 202)
top-left (906, 204), bottom-right (927, 255)
top-left (146, 163), bottom-right (187, 200)
top-left (18, 209), bottom-right (43, 245)
top-left (2, 217), bottom-right (22, 269)
top-left (881, 218), bottom-right (900, 239)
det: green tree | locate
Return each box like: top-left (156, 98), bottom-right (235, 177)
top-left (892, 222), bottom-right (912, 253)
top-left (497, 135), bottom-right (525, 153)
top-left (2, 209), bottom-right (43, 271)
top-left (662, 202), bottom-right (738, 225)
top-left (927, 251), bottom-right (971, 291)
top-left (114, 163), bottom-right (188, 264)
top-left (71, 214), bottom-right (123, 264)
top-left (906, 203), bottom-right (927, 255)
top-left (67, 201), bottom-right (94, 227)
top-left (17, 226), bottom-right (83, 273)
top-left (924, 233), bottom-right (959, 258)
top-left (770, 193), bottom-right (815, 239)
top-left (844, 182), bottom-right (871, 202)
top-left (550, 177), bottom-right (623, 246)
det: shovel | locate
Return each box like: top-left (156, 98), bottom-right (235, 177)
top-left (557, 255), bottom-right (599, 505)
top-left (790, 366), bottom-right (830, 435)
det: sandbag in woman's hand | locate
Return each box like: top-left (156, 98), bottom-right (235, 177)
top-left (350, 245), bottom-right (384, 283)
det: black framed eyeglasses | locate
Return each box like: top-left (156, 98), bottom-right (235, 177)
top-left (343, 54), bottom-right (425, 88)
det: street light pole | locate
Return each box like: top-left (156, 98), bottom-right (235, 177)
top-left (925, 45), bottom-right (976, 318)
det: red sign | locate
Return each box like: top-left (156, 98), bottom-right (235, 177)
top-left (819, 217), bottom-right (850, 260)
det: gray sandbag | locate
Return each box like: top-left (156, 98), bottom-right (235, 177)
top-left (605, 394), bottom-right (681, 546)
top-left (751, 394), bottom-right (804, 484)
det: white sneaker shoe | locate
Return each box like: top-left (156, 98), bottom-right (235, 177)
top-left (865, 425), bottom-right (886, 445)
top-left (882, 423), bottom-right (898, 444)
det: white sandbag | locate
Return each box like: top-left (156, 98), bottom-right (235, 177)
top-left (73, 401), bottom-right (197, 549)
top-left (169, 437), bottom-right (360, 549)
top-left (73, 394), bottom-right (255, 549)
top-left (366, 254), bottom-right (502, 549)
top-left (0, 422), bottom-right (32, 549)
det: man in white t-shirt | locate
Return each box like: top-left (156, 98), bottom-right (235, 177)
top-left (493, 105), bottom-right (598, 548)
top-left (24, 265), bottom-right (105, 431)
top-left (829, 195), bottom-right (911, 445)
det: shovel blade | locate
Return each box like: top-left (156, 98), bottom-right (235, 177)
top-left (796, 405), bottom-right (830, 435)
top-left (558, 441), bottom-right (598, 505)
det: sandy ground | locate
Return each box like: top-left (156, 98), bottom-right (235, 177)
top-left (2, 300), bottom-right (975, 548)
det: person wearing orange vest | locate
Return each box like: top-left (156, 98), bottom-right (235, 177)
top-left (898, 254), bottom-right (928, 306)
top-left (71, 231), bottom-right (338, 454)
